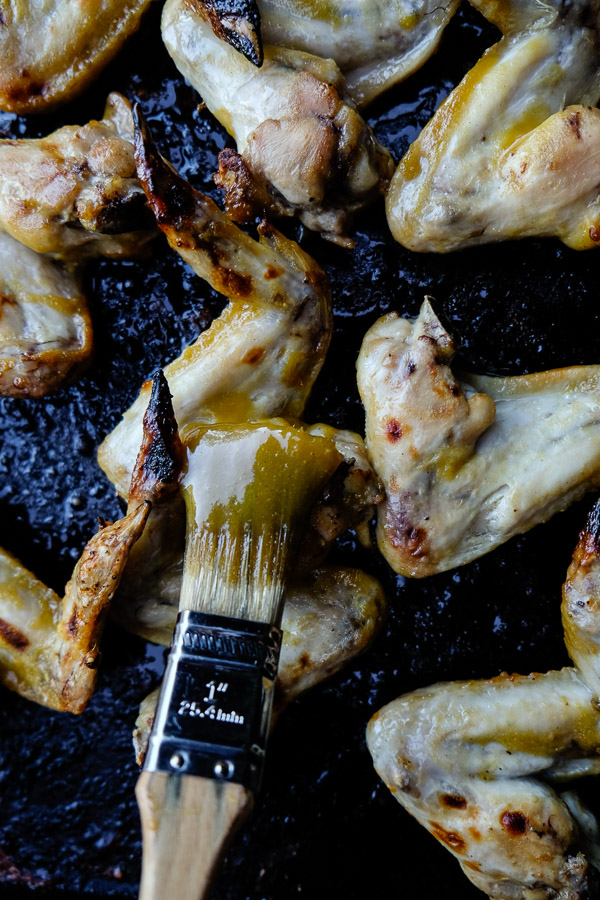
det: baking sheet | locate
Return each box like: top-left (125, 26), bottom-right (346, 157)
top-left (0, 5), bottom-right (598, 897)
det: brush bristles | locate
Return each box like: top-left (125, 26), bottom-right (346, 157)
top-left (179, 422), bottom-right (343, 627)
top-left (180, 519), bottom-right (289, 621)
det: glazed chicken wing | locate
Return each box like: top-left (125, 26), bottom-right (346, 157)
top-left (387, 0), bottom-right (600, 252)
top-left (113, 418), bottom-right (382, 641)
top-left (84, 123), bottom-right (387, 769)
top-left (0, 233), bottom-right (92, 397)
top-left (0, 93), bottom-right (154, 259)
top-left (357, 299), bottom-right (600, 576)
top-left (162, 0), bottom-right (393, 241)
top-left (96, 118), bottom-right (383, 661)
top-left (0, 0), bottom-right (155, 113)
top-left (191, 0), bottom-right (460, 107)
top-left (0, 371), bottom-right (183, 713)
top-left (98, 110), bottom-right (333, 496)
top-left (367, 501), bottom-right (600, 899)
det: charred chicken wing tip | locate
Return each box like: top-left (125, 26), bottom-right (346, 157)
top-left (129, 369), bottom-right (184, 504)
top-left (189, 0), bottom-right (264, 66)
top-left (133, 108), bottom-right (199, 231)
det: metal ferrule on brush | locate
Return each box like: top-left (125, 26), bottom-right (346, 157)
top-left (144, 609), bottom-right (282, 793)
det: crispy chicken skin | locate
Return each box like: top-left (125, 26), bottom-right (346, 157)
top-left (367, 502), bottom-right (600, 899)
top-left (0, 373), bottom-right (183, 713)
top-left (387, 0), bottom-right (600, 252)
top-left (0, 0), bottom-right (155, 114)
top-left (358, 299), bottom-right (600, 577)
top-left (0, 233), bottom-right (92, 397)
top-left (0, 93), bottom-right (154, 260)
top-left (191, 0), bottom-right (460, 107)
top-left (98, 111), bottom-right (333, 496)
top-left (162, 0), bottom-right (393, 241)
top-left (133, 565), bottom-right (386, 764)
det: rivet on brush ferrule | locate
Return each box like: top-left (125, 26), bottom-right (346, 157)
top-left (144, 610), bottom-right (282, 793)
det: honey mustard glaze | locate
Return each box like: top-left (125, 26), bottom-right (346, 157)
top-left (179, 421), bottom-right (342, 620)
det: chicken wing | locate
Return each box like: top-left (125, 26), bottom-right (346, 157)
top-left (112, 420), bottom-right (382, 641)
top-left (0, 504), bottom-right (149, 714)
top-left (0, 233), bottom-right (92, 397)
top-left (386, 0), bottom-right (600, 252)
top-left (96, 118), bottom-right (383, 657)
top-left (133, 564), bottom-right (385, 764)
top-left (162, 0), bottom-right (394, 241)
top-left (357, 298), bottom-right (600, 576)
top-left (0, 93), bottom-right (154, 259)
top-left (98, 110), bottom-right (333, 496)
top-left (367, 501), bottom-right (600, 899)
top-left (0, 0), bottom-right (155, 114)
top-left (191, 0), bottom-right (460, 107)
top-left (0, 370), bottom-right (181, 713)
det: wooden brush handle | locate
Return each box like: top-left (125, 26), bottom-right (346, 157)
top-left (136, 771), bottom-right (253, 900)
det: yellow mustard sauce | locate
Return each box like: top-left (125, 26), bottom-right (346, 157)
top-left (179, 421), bottom-right (342, 615)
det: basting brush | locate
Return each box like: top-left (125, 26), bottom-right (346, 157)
top-left (136, 418), bottom-right (342, 900)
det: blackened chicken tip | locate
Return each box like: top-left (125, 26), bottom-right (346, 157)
top-left (129, 369), bottom-right (183, 503)
top-left (133, 110), bottom-right (196, 227)
top-left (189, 0), bottom-right (264, 66)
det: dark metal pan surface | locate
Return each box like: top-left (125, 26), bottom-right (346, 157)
top-left (1, 6), bottom-right (598, 898)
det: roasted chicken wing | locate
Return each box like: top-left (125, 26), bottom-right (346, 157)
top-left (0, 0), bottom-right (155, 113)
top-left (98, 110), bottom-right (333, 495)
top-left (358, 299), bottom-right (600, 576)
top-left (0, 233), bottom-right (92, 397)
top-left (97, 118), bottom-right (382, 635)
top-left (162, 0), bottom-right (394, 241)
top-left (0, 505), bottom-right (149, 714)
top-left (191, 0), bottom-right (460, 107)
top-left (387, 0), bottom-right (600, 252)
top-left (367, 501), bottom-right (600, 899)
top-left (113, 418), bottom-right (382, 641)
top-left (0, 93), bottom-right (154, 259)
top-left (0, 371), bottom-right (182, 713)
top-left (84, 124), bottom-right (388, 764)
